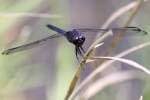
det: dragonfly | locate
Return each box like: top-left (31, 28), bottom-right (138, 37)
top-left (2, 24), bottom-right (147, 60)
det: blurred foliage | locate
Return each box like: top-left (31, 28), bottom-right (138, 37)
top-left (0, 0), bottom-right (43, 89)
top-left (0, 0), bottom-right (150, 100)
top-left (0, 0), bottom-right (77, 100)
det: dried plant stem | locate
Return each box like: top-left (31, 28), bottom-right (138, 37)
top-left (64, 43), bottom-right (103, 100)
top-left (80, 71), bottom-right (140, 100)
top-left (71, 41), bottom-right (150, 100)
top-left (95, 0), bottom-right (144, 65)
top-left (77, 56), bottom-right (150, 99)
top-left (64, 0), bottom-right (146, 99)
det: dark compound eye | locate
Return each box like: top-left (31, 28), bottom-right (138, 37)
top-left (73, 36), bottom-right (85, 46)
top-left (78, 36), bottom-right (85, 43)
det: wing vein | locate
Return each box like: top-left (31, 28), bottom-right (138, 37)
top-left (2, 34), bottom-right (61, 55)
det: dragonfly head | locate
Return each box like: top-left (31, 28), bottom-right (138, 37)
top-left (72, 35), bottom-right (85, 47)
top-left (66, 29), bottom-right (85, 60)
top-left (66, 29), bottom-right (85, 47)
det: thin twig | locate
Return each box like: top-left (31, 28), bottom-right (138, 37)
top-left (100, 0), bottom-right (147, 29)
top-left (71, 41), bottom-right (150, 100)
top-left (65, 0), bottom-right (146, 99)
top-left (94, 0), bottom-right (144, 66)
top-left (92, 56), bottom-right (150, 75)
top-left (77, 56), bottom-right (150, 99)
top-left (79, 71), bottom-right (140, 100)
top-left (64, 43), bottom-right (103, 100)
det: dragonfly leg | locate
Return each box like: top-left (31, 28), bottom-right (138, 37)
top-left (75, 46), bottom-right (79, 61)
top-left (75, 46), bottom-right (85, 61)
top-left (77, 47), bottom-right (82, 56)
top-left (80, 46), bottom-right (85, 53)
top-left (79, 47), bottom-right (84, 57)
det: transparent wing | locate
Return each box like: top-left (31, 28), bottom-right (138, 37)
top-left (77, 26), bottom-right (147, 36)
top-left (2, 34), bottom-right (61, 55)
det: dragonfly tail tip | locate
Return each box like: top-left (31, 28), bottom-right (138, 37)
top-left (136, 27), bottom-right (148, 35)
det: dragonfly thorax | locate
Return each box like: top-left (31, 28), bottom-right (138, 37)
top-left (66, 29), bottom-right (85, 47)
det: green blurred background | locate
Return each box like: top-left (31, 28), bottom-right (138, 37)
top-left (0, 0), bottom-right (150, 100)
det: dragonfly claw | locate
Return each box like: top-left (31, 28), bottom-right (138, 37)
top-left (75, 46), bottom-right (85, 61)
